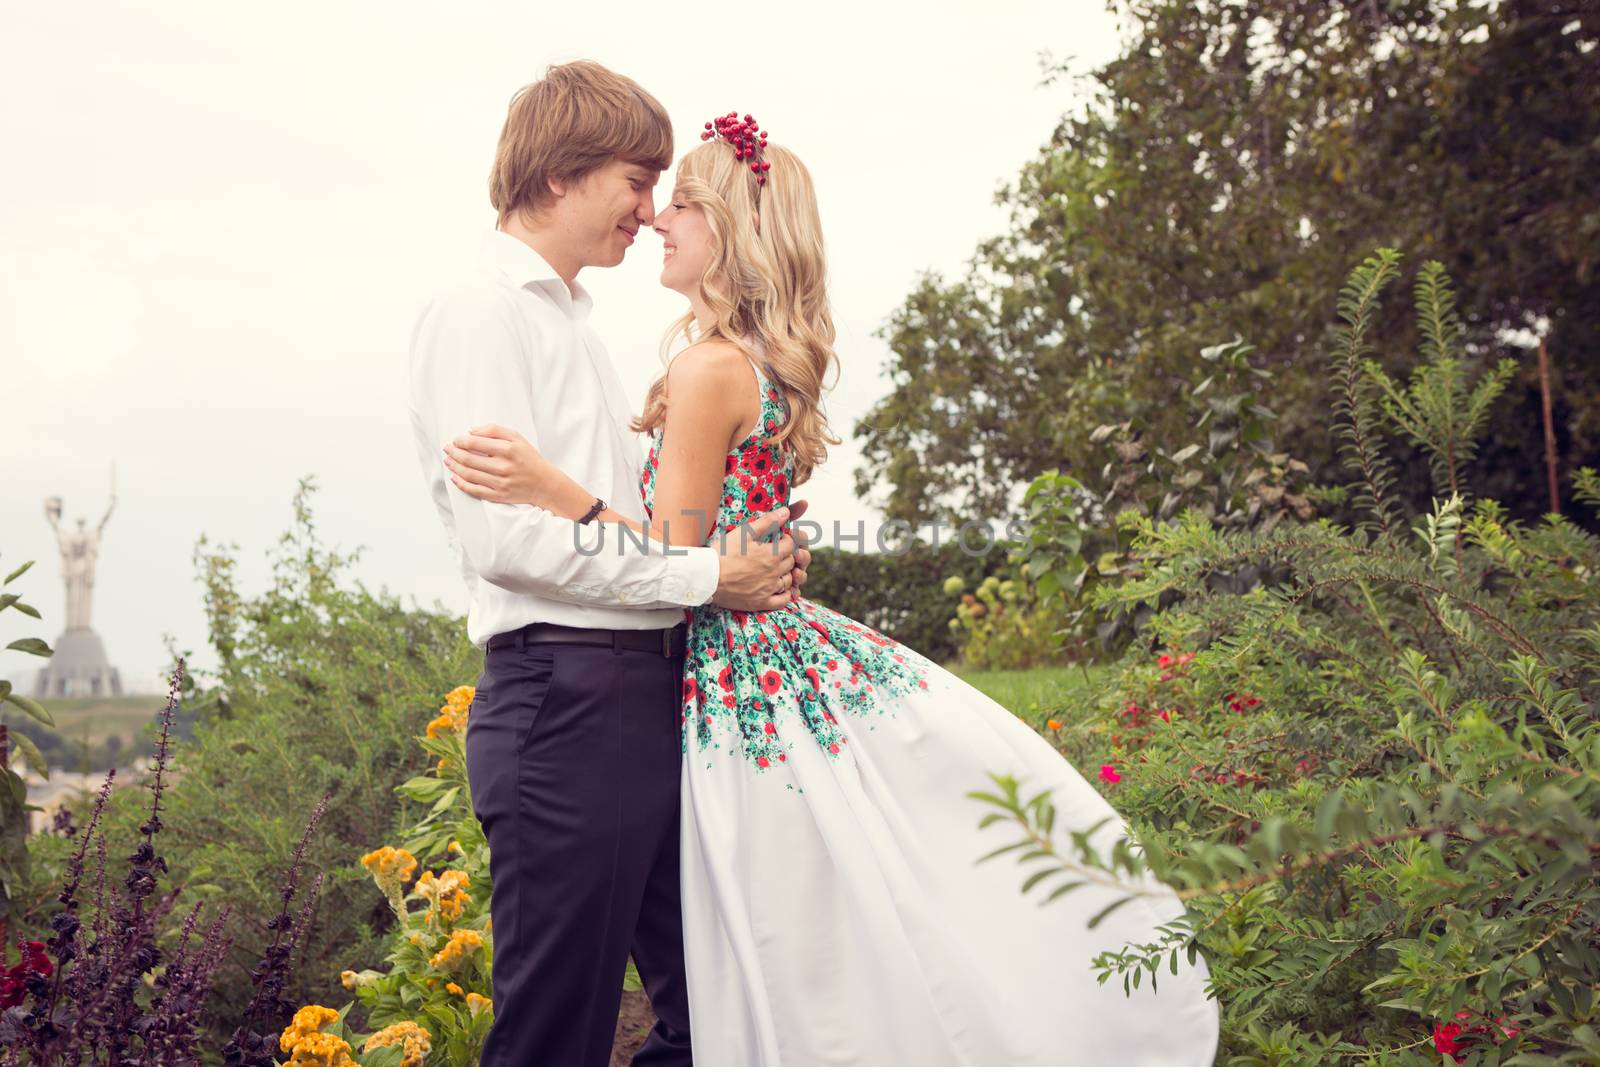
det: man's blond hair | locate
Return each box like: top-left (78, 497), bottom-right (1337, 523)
top-left (489, 61), bottom-right (673, 224)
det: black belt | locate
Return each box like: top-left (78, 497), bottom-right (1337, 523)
top-left (487, 621), bottom-right (688, 658)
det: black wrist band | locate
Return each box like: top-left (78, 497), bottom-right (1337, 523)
top-left (579, 498), bottom-right (606, 525)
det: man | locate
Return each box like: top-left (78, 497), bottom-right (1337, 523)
top-left (408, 60), bottom-right (808, 1066)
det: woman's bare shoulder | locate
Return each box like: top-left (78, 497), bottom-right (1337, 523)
top-left (668, 338), bottom-right (756, 388)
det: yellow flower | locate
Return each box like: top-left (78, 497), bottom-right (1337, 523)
top-left (280, 1005), bottom-right (356, 1066)
top-left (426, 686), bottom-right (475, 739)
top-left (447, 840), bottom-right (463, 855)
top-left (339, 970), bottom-right (358, 990)
top-left (429, 928), bottom-right (484, 971)
top-left (361, 846), bottom-right (419, 921)
top-left (466, 992), bottom-right (492, 1017)
top-left (1046, 718), bottom-right (1063, 731)
top-left (363, 1020), bottom-right (432, 1067)
top-left (445, 981), bottom-right (464, 996)
top-left (416, 869), bottom-right (472, 928)
top-left (437, 756), bottom-right (450, 773)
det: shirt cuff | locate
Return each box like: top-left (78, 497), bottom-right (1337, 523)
top-left (664, 545), bottom-right (719, 607)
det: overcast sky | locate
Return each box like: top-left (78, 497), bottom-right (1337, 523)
top-left (1, 0), bottom-right (1121, 691)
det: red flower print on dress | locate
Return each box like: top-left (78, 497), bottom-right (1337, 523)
top-left (718, 665), bottom-right (734, 690)
top-left (682, 677), bottom-right (697, 702)
top-left (763, 721), bottom-right (776, 735)
top-left (760, 670), bottom-right (782, 694)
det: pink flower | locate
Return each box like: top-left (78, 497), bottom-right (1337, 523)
top-left (1099, 764), bottom-right (1121, 784)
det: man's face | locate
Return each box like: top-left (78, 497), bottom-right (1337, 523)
top-left (552, 158), bottom-right (661, 270)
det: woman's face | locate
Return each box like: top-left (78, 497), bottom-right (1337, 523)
top-left (653, 190), bottom-right (715, 296)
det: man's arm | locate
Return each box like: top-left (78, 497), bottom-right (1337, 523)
top-left (409, 284), bottom-right (719, 609)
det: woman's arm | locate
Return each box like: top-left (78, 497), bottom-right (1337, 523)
top-left (647, 343), bottom-right (754, 548)
top-left (445, 340), bottom-right (756, 548)
top-left (442, 430), bottom-right (643, 532)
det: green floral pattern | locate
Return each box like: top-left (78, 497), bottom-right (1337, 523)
top-left (642, 361), bottom-right (933, 775)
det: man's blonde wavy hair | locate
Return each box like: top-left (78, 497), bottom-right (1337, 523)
top-left (631, 140), bottom-right (840, 486)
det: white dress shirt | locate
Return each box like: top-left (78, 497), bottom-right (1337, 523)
top-left (409, 229), bottom-right (719, 647)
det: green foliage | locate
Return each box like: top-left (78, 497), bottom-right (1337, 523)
top-left (1, 554), bottom-right (53, 939)
top-left (972, 257), bottom-right (1600, 1063)
top-left (1012, 336), bottom-right (1315, 659)
top-left (1366, 261), bottom-right (1519, 502)
top-left (74, 479), bottom-right (483, 1046)
top-left (802, 538), bottom-right (1012, 664)
top-left (858, 1), bottom-right (1600, 525)
top-left (942, 574), bottom-right (1069, 671)
top-left (335, 685), bottom-right (494, 1065)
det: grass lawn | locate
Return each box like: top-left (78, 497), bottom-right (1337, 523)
top-left (953, 662), bottom-right (1111, 728)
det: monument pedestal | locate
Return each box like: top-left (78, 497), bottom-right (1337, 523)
top-left (34, 627), bottom-right (122, 699)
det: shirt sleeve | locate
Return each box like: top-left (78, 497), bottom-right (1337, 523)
top-left (409, 284), bottom-right (719, 609)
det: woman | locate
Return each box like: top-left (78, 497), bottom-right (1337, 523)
top-left (443, 113), bottom-right (1219, 1065)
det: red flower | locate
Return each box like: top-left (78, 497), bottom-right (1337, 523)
top-left (748, 488), bottom-right (771, 510)
top-left (778, 752), bottom-right (787, 762)
top-left (763, 721), bottom-right (776, 735)
top-left (1158, 654), bottom-right (1172, 668)
top-left (682, 677), bottom-right (697, 702)
top-left (760, 670), bottom-right (782, 694)
top-left (718, 665), bottom-right (734, 691)
top-left (804, 667), bottom-right (821, 690)
top-left (757, 756), bottom-right (770, 768)
top-left (1099, 764), bottom-right (1122, 784)
top-left (828, 743), bottom-right (839, 754)
top-left (1433, 1022), bottom-right (1465, 1059)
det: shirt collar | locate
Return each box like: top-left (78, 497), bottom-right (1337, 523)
top-left (480, 229), bottom-right (593, 318)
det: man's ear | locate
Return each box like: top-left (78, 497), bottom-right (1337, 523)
top-left (546, 174), bottom-right (568, 199)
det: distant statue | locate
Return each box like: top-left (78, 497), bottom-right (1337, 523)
top-left (34, 469), bottom-right (123, 699)
top-left (46, 491), bottom-right (115, 631)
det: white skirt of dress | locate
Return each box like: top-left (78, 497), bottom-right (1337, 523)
top-left (676, 602), bottom-right (1220, 1067)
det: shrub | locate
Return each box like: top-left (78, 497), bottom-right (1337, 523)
top-left (0, 666), bottom-right (328, 1067)
top-left (1, 554), bottom-right (56, 951)
top-left (975, 253), bottom-right (1600, 1064)
top-left (942, 574), bottom-right (1071, 670)
top-left (802, 538), bottom-right (1012, 663)
top-left (87, 479), bottom-right (481, 1046)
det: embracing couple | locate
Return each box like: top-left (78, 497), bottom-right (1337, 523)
top-left (408, 60), bottom-right (1218, 1067)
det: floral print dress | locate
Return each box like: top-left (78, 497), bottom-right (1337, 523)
top-left (642, 358), bottom-right (1218, 1067)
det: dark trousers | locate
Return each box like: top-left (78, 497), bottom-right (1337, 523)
top-left (466, 637), bottom-right (693, 1067)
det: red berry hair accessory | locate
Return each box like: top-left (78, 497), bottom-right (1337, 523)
top-left (700, 111), bottom-right (772, 186)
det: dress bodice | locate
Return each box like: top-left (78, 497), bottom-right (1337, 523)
top-left (639, 358), bottom-right (793, 537)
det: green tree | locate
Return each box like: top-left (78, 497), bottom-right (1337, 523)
top-left (859, 0), bottom-right (1599, 524)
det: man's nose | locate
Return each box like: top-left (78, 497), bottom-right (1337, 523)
top-left (636, 193), bottom-right (657, 227)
